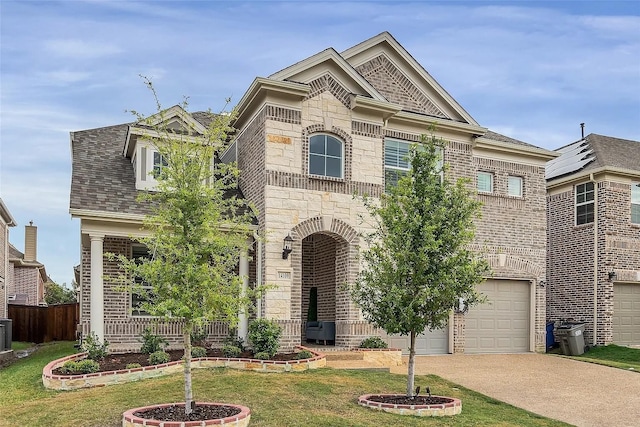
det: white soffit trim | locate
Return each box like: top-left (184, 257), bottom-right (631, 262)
top-left (0, 198), bottom-right (17, 227)
top-left (341, 31), bottom-right (479, 126)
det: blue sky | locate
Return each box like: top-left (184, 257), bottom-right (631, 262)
top-left (1, 1), bottom-right (639, 288)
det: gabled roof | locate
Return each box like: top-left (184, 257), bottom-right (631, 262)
top-left (546, 133), bottom-right (640, 181)
top-left (269, 48), bottom-right (387, 102)
top-left (341, 31), bottom-right (478, 125)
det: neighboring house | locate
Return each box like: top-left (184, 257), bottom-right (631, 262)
top-left (547, 133), bottom-right (640, 347)
top-left (0, 198), bottom-right (17, 318)
top-left (70, 32), bottom-right (555, 354)
top-left (7, 222), bottom-right (47, 306)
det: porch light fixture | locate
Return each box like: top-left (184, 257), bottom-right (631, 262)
top-left (282, 234), bottom-right (293, 260)
top-left (608, 271), bottom-right (617, 281)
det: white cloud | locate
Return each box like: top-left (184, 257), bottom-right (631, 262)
top-left (44, 38), bottom-right (122, 59)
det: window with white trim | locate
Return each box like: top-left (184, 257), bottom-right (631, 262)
top-left (131, 245), bottom-right (154, 316)
top-left (508, 175), bottom-right (523, 197)
top-left (309, 134), bottom-right (343, 178)
top-left (632, 182), bottom-right (640, 224)
top-left (575, 181), bottom-right (595, 225)
top-left (153, 151), bottom-right (168, 179)
top-left (477, 171), bottom-right (493, 193)
top-left (384, 139), bottom-right (442, 191)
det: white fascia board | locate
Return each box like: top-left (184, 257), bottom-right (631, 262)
top-left (342, 32), bottom-right (478, 126)
top-left (391, 110), bottom-right (486, 136)
top-left (145, 105), bottom-right (208, 134)
top-left (350, 95), bottom-right (402, 121)
top-left (269, 49), bottom-right (386, 102)
top-left (70, 208), bottom-right (147, 223)
top-left (546, 166), bottom-right (640, 189)
top-left (474, 138), bottom-right (558, 162)
top-left (0, 198), bottom-right (17, 227)
top-left (235, 78), bottom-right (309, 121)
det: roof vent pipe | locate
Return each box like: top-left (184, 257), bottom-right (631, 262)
top-left (580, 123), bottom-right (585, 139)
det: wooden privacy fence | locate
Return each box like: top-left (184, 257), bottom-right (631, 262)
top-left (8, 303), bottom-right (79, 343)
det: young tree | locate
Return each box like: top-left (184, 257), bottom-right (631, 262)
top-left (114, 80), bottom-right (257, 415)
top-left (350, 134), bottom-right (490, 397)
top-left (44, 280), bottom-right (77, 305)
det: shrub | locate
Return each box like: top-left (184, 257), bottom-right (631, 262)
top-left (149, 350), bottom-right (170, 365)
top-left (253, 351), bottom-right (271, 360)
top-left (190, 325), bottom-right (208, 347)
top-left (359, 337), bottom-right (388, 349)
top-left (81, 332), bottom-right (109, 361)
top-left (60, 359), bottom-right (100, 374)
top-left (59, 361), bottom-right (78, 374)
top-left (222, 345), bottom-right (242, 358)
top-left (139, 328), bottom-right (168, 355)
top-left (75, 359), bottom-right (100, 373)
top-left (191, 346), bottom-right (207, 358)
top-left (296, 350), bottom-right (313, 360)
top-left (126, 363), bottom-right (142, 369)
top-left (248, 319), bottom-right (282, 357)
top-left (223, 331), bottom-right (245, 351)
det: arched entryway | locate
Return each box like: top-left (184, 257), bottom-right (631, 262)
top-left (290, 216), bottom-right (372, 347)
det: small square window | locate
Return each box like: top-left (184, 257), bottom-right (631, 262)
top-left (508, 176), bottom-right (523, 197)
top-left (477, 172), bottom-right (493, 193)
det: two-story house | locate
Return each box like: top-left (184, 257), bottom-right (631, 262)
top-left (547, 133), bottom-right (640, 347)
top-left (70, 32), bottom-right (555, 354)
top-left (6, 222), bottom-right (48, 306)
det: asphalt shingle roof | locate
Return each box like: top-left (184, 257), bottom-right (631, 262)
top-left (581, 133), bottom-right (640, 173)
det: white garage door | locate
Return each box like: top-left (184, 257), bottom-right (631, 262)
top-left (382, 326), bottom-right (448, 355)
top-left (613, 283), bottom-right (640, 345)
top-left (465, 280), bottom-right (530, 354)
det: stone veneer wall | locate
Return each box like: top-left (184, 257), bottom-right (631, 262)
top-left (548, 180), bottom-right (640, 346)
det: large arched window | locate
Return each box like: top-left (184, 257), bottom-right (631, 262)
top-left (309, 134), bottom-right (343, 178)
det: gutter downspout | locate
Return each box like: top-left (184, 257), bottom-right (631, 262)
top-left (591, 173), bottom-right (598, 347)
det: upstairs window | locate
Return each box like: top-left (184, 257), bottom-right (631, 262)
top-left (477, 171), bottom-right (493, 193)
top-left (632, 182), bottom-right (640, 224)
top-left (508, 176), bottom-right (523, 197)
top-left (575, 181), bottom-right (595, 225)
top-left (384, 139), bottom-right (442, 191)
top-left (153, 152), bottom-right (168, 179)
top-left (309, 134), bottom-right (343, 178)
top-left (384, 139), bottom-right (411, 190)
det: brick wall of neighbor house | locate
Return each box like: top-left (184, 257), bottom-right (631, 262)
top-left (80, 236), bottom-right (256, 352)
top-left (10, 267), bottom-right (42, 306)
top-left (598, 181), bottom-right (640, 344)
top-left (547, 186), bottom-right (597, 342)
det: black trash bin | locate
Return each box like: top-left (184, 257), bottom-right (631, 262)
top-left (0, 324), bottom-right (5, 351)
top-left (0, 319), bottom-right (12, 350)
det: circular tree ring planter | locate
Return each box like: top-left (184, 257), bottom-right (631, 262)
top-left (358, 394), bottom-right (461, 417)
top-left (123, 402), bottom-right (251, 427)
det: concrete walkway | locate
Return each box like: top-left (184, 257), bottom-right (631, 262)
top-left (387, 354), bottom-right (640, 427)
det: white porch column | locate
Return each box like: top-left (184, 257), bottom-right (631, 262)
top-left (237, 250), bottom-right (250, 341)
top-left (89, 233), bottom-right (105, 343)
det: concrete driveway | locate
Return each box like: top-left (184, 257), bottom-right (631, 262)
top-left (389, 353), bottom-right (639, 427)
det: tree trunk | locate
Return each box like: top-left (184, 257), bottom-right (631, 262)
top-left (183, 323), bottom-right (193, 415)
top-left (406, 330), bottom-right (416, 397)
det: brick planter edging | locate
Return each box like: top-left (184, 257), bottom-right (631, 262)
top-left (358, 394), bottom-right (462, 417)
top-left (43, 346), bottom-right (325, 390)
top-left (122, 402), bottom-right (250, 427)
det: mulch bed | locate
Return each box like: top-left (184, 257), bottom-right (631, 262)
top-left (367, 395), bottom-right (454, 405)
top-left (134, 403), bottom-right (240, 422)
top-left (53, 348), bottom-right (304, 374)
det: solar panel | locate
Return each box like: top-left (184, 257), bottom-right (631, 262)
top-left (546, 139), bottom-right (596, 180)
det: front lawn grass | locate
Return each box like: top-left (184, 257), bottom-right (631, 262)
top-left (11, 341), bottom-right (36, 351)
top-left (0, 341), bottom-right (570, 427)
top-left (572, 344), bottom-right (640, 371)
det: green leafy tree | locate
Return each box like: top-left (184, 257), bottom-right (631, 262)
top-left (44, 280), bottom-right (76, 305)
top-left (113, 79), bottom-right (257, 415)
top-left (350, 134), bottom-right (490, 397)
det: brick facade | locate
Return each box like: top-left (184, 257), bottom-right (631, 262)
top-left (547, 179), bottom-right (640, 346)
top-left (0, 220), bottom-right (7, 318)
